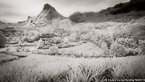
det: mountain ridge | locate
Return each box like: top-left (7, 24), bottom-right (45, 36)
top-left (69, 0), bottom-right (145, 23)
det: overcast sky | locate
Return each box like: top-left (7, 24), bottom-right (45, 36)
top-left (0, 0), bottom-right (130, 23)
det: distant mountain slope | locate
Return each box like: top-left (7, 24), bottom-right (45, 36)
top-left (69, 0), bottom-right (145, 23)
top-left (110, 0), bottom-right (145, 14)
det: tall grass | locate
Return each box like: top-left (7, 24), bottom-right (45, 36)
top-left (0, 55), bottom-right (145, 82)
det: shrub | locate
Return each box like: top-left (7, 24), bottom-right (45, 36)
top-left (69, 33), bottom-right (80, 42)
top-left (140, 48), bottom-right (145, 55)
top-left (52, 37), bottom-right (62, 44)
top-left (37, 39), bottom-right (45, 49)
top-left (101, 41), bottom-right (110, 56)
top-left (109, 42), bottom-right (127, 57)
top-left (8, 36), bottom-right (19, 44)
top-left (25, 30), bottom-right (40, 43)
top-left (45, 46), bottom-right (59, 55)
top-left (116, 38), bottom-right (138, 48)
top-left (32, 49), bottom-right (45, 54)
top-left (125, 49), bottom-right (139, 56)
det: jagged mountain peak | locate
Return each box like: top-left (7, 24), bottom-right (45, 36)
top-left (24, 3), bottom-right (64, 27)
top-left (43, 3), bottom-right (55, 11)
top-left (35, 3), bottom-right (64, 23)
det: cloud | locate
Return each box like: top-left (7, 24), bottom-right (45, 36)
top-left (0, 0), bottom-right (46, 22)
top-left (0, 0), bottom-right (130, 23)
top-left (0, 3), bottom-right (11, 8)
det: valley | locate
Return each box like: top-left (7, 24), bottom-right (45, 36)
top-left (0, 0), bottom-right (145, 82)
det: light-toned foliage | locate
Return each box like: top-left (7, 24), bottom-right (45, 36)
top-left (59, 42), bottom-right (104, 58)
top-left (46, 46), bottom-right (59, 55)
top-left (110, 41), bottom-right (127, 57)
top-left (25, 30), bottom-right (40, 43)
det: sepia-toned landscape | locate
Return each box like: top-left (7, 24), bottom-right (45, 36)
top-left (0, 0), bottom-right (145, 82)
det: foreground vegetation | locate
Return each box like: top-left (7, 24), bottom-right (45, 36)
top-left (0, 54), bottom-right (145, 82)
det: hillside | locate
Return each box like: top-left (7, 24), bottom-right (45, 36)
top-left (69, 0), bottom-right (145, 23)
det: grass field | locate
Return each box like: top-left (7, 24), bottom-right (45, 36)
top-left (0, 54), bottom-right (145, 82)
top-left (0, 52), bottom-right (18, 65)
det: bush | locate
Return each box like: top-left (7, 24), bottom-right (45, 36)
top-left (101, 41), bottom-right (110, 56)
top-left (140, 48), bottom-right (145, 55)
top-left (116, 38), bottom-right (138, 48)
top-left (49, 46), bottom-right (59, 54)
top-left (52, 37), bottom-right (62, 44)
top-left (69, 33), bottom-right (80, 42)
top-left (32, 49), bottom-right (45, 54)
top-left (45, 46), bottom-right (59, 55)
top-left (37, 39), bottom-right (45, 49)
top-left (8, 37), bottom-right (19, 44)
top-left (25, 30), bottom-right (40, 43)
top-left (125, 49), bottom-right (139, 56)
top-left (109, 42), bottom-right (127, 57)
